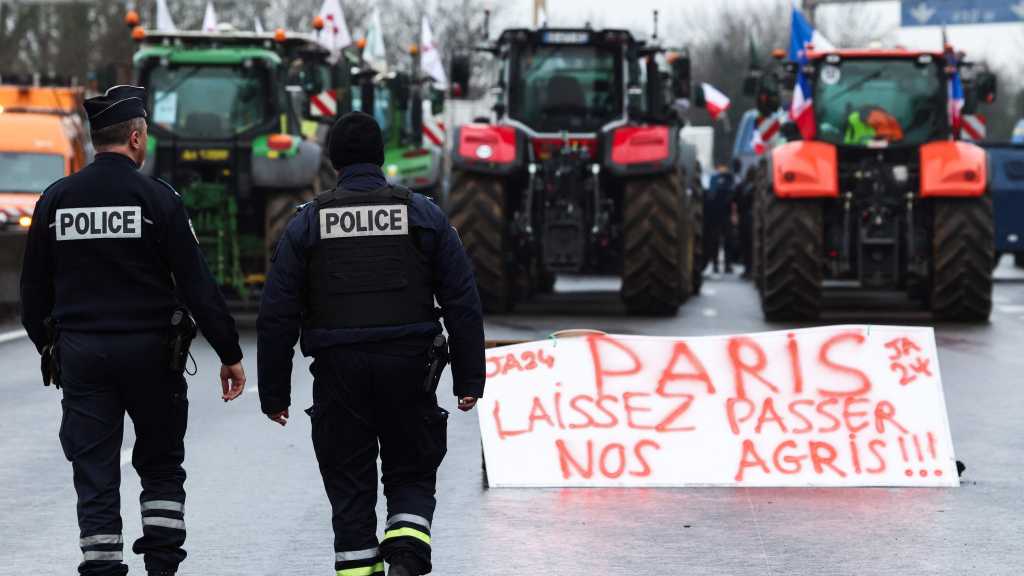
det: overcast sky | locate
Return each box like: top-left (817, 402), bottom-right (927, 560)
top-left (486, 0), bottom-right (1023, 83)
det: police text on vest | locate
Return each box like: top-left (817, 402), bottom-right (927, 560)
top-left (55, 206), bottom-right (143, 241)
top-left (320, 205), bottom-right (408, 239)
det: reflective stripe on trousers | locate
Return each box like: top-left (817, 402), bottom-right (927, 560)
top-left (80, 533), bottom-right (124, 562)
top-left (382, 513), bottom-right (432, 546)
top-left (141, 499), bottom-right (185, 530)
top-left (335, 546), bottom-right (383, 576)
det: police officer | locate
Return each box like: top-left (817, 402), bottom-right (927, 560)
top-left (257, 111), bottom-right (485, 576)
top-left (20, 86), bottom-right (246, 576)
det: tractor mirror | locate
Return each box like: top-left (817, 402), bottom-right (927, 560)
top-left (394, 76), bottom-right (411, 110)
top-left (411, 86), bottom-right (424, 144)
top-left (450, 54), bottom-right (472, 99)
top-left (670, 56), bottom-right (691, 99)
top-left (430, 89), bottom-right (445, 115)
top-left (975, 71), bottom-right (997, 105)
top-left (743, 75), bottom-right (758, 97)
top-left (692, 84), bottom-right (706, 108)
top-left (754, 74), bottom-right (781, 117)
top-left (302, 60), bottom-right (324, 95)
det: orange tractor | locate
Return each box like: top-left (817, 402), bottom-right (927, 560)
top-left (748, 47), bottom-right (997, 321)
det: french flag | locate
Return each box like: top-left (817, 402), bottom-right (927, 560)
top-left (701, 83), bottom-right (732, 121)
top-left (788, 7), bottom-right (833, 140)
top-left (945, 46), bottom-right (965, 138)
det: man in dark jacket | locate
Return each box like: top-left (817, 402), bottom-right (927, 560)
top-left (20, 85), bottom-right (245, 576)
top-left (257, 111), bottom-right (485, 576)
top-left (704, 164), bottom-right (737, 274)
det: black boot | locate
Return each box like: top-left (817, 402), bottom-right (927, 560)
top-left (387, 563), bottom-right (414, 576)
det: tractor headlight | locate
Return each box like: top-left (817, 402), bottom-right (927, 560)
top-left (475, 144), bottom-right (493, 160)
top-left (891, 165), bottom-right (909, 183)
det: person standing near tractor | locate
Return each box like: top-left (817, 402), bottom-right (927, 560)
top-left (704, 164), bottom-right (738, 274)
top-left (20, 85), bottom-right (246, 576)
top-left (257, 111), bottom-right (485, 576)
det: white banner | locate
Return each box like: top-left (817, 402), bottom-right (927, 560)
top-left (479, 326), bottom-right (958, 488)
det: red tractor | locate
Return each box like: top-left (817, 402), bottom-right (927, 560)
top-left (447, 28), bottom-right (705, 314)
top-left (748, 47), bottom-right (997, 321)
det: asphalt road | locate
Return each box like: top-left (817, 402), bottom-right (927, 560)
top-left (2, 260), bottom-right (1023, 575)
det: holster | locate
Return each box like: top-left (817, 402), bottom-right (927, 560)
top-left (423, 334), bottom-right (450, 395)
top-left (40, 317), bottom-right (61, 388)
top-left (168, 308), bottom-right (198, 373)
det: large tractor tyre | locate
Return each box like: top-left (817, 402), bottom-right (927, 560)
top-left (751, 177), bottom-right (768, 294)
top-left (930, 196), bottom-right (993, 321)
top-left (448, 171), bottom-right (514, 313)
top-left (621, 172), bottom-right (691, 315)
top-left (760, 189), bottom-right (824, 321)
top-left (533, 262), bottom-right (557, 295)
top-left (689, 179), bottom-right (705, 296)
top-left (266, 188), bottom-right (315, 263)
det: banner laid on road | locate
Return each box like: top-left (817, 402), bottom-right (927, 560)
top-left (478, 326), bottom-right (958, 487)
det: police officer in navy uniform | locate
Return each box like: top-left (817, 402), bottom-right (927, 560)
top-left (20, 86), bottom-right (246, 576)
top-left (258, 111), bottom-right (485, 576)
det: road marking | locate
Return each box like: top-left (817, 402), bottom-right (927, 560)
top-left (702, 308), bottom-right (718, 318)
top-left (998, 305), bottom-right (1024, 314)
top-left (0, 329), bottom-right (27, 344)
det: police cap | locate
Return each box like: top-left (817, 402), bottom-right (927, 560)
top-left (84, 85), bottom-right (148, 131)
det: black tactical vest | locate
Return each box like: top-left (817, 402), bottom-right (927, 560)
top-left (304, 185), bottom-right (435, 330)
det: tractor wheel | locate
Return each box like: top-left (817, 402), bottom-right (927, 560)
top-left (448, 171), bottom-right (514, 313)
top-left (621, 172), bottom-right (691, 315)
top-left (689, 177), bottom-right (705, 295)
top-left (760, 186), bottom-right (823, 321)
top-left (930, 196), bottom-right (993, 321)
top-left (533, 261), bottom-right (556, 295)
top-left (752, 176), bottom-right (767, 294)
top-left (265, 188), bottom-right (314, 264)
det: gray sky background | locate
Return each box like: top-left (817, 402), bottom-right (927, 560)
top-left (485, 0), bottom-right (1023, 83)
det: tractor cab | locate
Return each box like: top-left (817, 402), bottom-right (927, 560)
top-left (133, 29), bottom-right (322, 301)
top-left (293, 41), bottom-right (444, 196)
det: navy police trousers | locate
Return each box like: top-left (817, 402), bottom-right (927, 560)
top-left (58, 331), bottom-right (188, 575)
top-left (309, 341), bottom-right (449, 576)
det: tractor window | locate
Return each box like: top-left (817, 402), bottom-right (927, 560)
top-left (352, 84), bottom-right (392, 137)
top-left (815, 58), bottom-right (945, 147)
top-left (0, 152), bottom-right (64, 193)
top-left (509, 44), bottom-right (621, 132)
top-left (147, 64), bottom-right (273, 139)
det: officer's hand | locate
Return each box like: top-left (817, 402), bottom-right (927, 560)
top-left (220, 362), bottom-right (246, 401)
top-left (268, 409), bottom-right (289, 426)
top-left (458, 396), bottom-right (478, 412)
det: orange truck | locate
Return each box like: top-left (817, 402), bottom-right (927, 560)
top-left (0, 85), bottom-right (89, 231)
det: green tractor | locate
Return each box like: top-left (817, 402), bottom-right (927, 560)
top-left (295, 42), bottom-right (446, 199)
top-left (133, 29), bottom-right (323, 302)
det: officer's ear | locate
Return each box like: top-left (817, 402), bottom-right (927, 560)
top-left (129, 119), bottom-right (147, 150)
